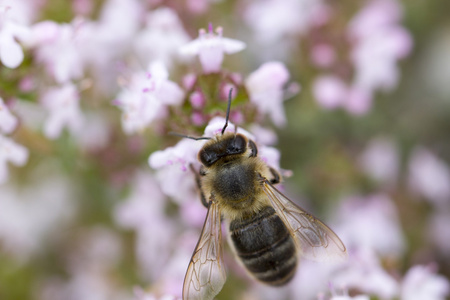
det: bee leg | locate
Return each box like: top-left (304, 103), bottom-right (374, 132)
top-left (189, 164), bottom-right (209, 208)
top-left (268, 167), bottom-right (281, 185)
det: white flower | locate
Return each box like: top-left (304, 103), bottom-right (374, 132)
top-left (335, 194), bottom-right (405, 256)
top-left (40, 83), bottom-right (83, 139)
top-left (114, 172), bottom-right (176, 281)
top-left (31, 20), bottom-right (85, 83)
top-left (114, 172), bottom-right (166, 228)
top-left (401, 265), bottom-right (450, 300)
top-left (149, 137), bottom-right (201, 205)
top-left (134, 7), bottom-right (190, 67)
top-left (0, 134), bottom-right (28, 184)
top-left (203, 116), bottom-right (255, 139)
top-left (313, 75), bottom-right (373, 115)
top-left (408, 147), bottom-right (450, 208)
top-left (244, 0), bottom-right (328, 43)
top-left (313, 75), bottom-right (347, 109)
top-left (359, 137), bottom-right (399, 186)
top-left (116, 61), bottom-right (184, 134)
top-left (180, 25), bottom-right (245, 73)
top-left (332, 248), bottom-right (400, 299)
top-left (245, 61), bottom-right (292, 127)
top-left (0, 97), bottom-right (18, 134)
top-left (0, 5), bottom-right (31, 68)
top-left (348, 0), bottom-right (412, 93)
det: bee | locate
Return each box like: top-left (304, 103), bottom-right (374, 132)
top-left (180, 90), bottom-right (347, 300)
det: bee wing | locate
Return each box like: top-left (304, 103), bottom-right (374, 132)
top-left (183, 199), bottom-right (226, 300)
top-left (262, 180), bottom-right (347, 262)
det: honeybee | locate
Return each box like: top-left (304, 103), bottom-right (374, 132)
top-left (181, 91), bottom-right (347, 300)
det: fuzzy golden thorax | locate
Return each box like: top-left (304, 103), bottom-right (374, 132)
top-left (198, 132), bottom-right (274, 220)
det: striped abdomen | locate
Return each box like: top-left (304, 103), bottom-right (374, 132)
top-left (229, 206), bottom-right (297, 285)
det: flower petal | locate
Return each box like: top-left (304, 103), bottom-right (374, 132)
top-left (0, 37), bottom-right (24, 68)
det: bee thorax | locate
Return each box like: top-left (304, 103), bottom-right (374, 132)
top-left (211, 162), bottom-right (257, 208)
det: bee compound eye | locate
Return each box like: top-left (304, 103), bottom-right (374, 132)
top-left (228, 135), bottom-right (246, 154)
top-left (199, 148), bottom-right (218, 166)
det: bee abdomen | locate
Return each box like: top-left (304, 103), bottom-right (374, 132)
top-left (230, 206), bottom-right (297, 286)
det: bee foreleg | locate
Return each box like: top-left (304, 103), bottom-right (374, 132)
top-left (189, 164), bottom-right (209, 208)
top-left (268, 167), bottom-right (281, 185)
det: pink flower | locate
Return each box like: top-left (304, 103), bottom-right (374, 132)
top-left (182, 73), bottom-right (197, 90)
top-left (148, 138), bottom-right (202, 204)
top-left (348, 0), bottom-right (402, 39)
top-left (401, 264), bottom-right (450, 300)
top-left (72, 0), bottom-right (94, 16)
top-left (259, 146), bottom-right (281, 171)
top-left (249, 125), bottom-right (277, 146)
top-left (408, 147), bottom-right (450, 208)
top-left (331, 248), bottom-right (399, 299)
top-left (343, 86), bottom-right (373, 115)
top-left (313, 75), bottom-right (347, 109)
top-left (114, 172), bottom-right (178, 282)
top-left (313, 75), bottom-right (373, 115)
top-left (0, 134), bottom-right (28, 184)
top-left (179, 25), bottom-right (246, 73)
top-left (348, 0), bottom-right (412, 93)
top-left (96, 0), bottom-right (142, 42)
top-left (335, 194), bottom-right (405, 256)
top-left (134, 7), bottom-right (189, 68)
top-left (0, 97), bottom-right (18, 134)
top-left (1, 0), bottom-right (42, 25)
top-left (244, 0), bottom-right (329, 43)
top-left (116, 61), bottom-right (184, 134)
top-left (189, 91), bottom-right (205, 109)
top-left (0, 5), bottom-right (31, 68)
top-left (359, 137), bottom-right (399, 186)
top-left (289, 247), bottom-right (397, 299)
top-left (40, 83), bottom-right (83, 139)
top-left (311, 43), bottom-right (336, 68)
top-left (73, 0), bottom-right (142, 94)
top-left (186, 0), bottom-right (210, 14)
top-left (114, 172), bottom-right (166, 228)
top-left (245, 61), bottom-right (293, 127)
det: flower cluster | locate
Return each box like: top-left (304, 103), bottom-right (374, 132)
top-left (0, 1), bottom-right (449, 300)
top-left (245, 0), bottom-right (412, 115)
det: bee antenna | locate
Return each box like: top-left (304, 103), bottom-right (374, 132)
top-left (221, 88), bottom-right (233, 135)
top-left (169, 132), bottom-right (211, 141)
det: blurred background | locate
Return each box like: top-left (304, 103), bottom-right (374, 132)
top-left (1, 0), bottom-right (450, 299)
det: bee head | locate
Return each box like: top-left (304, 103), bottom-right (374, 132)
top-left (198, 133), bottom-right (249, 167)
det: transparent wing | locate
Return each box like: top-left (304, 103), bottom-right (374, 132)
top-left (262, 180), bottom-right (347, 262)
top-left (183, 199), bottom-right (226, 300)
